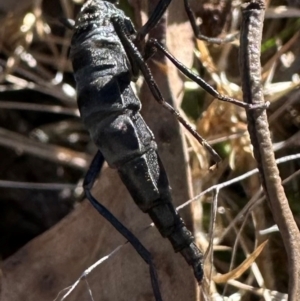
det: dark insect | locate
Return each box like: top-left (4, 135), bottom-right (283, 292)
top-left (69, 0), bottom-right (256, 299)
top-left (70, 0), bottom-right (204, 299)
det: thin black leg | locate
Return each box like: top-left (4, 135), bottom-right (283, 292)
top-left (136, 0), bottom-right (237, 44)
top-left (145, 38), bottom-right (267, 111)
top-left (183, 0), bottom-right (238, 44)
top-left (145, 39), bottom-right (253, 109)
top-left (112, 16), bottom-right (221, 164)
top-left (137, 0), bottom-right (172, 42)
top-left (83, 151), bottom-right (163, 301)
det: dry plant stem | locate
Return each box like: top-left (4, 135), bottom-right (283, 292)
top-left (0, 127), bottom-right (90, 169)
top-left (239, 1), bottom-right (300, 300)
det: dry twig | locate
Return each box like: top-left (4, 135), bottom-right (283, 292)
top-left (239, 1), bottom-right (300, 299)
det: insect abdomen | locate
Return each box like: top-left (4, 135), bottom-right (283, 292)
top-left (71, 0), bottom-right (203, 282)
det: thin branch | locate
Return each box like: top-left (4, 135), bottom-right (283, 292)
top-left (0, 180), bottom-right (78, 190)
top-left (53, 244), bottom-right (124, 301)
top-left (177, 153), bottom-right (300, 210)
top-left (50, 153), bottom-right (300, 300)
top-left (0, 101), bottom-right (79, 116)
top-left (0, 127), bottom-right (90, 169)
top-left (226, 279), bottom-right (288, 300)
top-left (239, 1), bottom-right (300, 299)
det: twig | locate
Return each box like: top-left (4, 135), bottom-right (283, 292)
top-left (0, 180), bottom-right (78, 190)
top-left (204, 187), bottom-right (219, 293)
top-left (226, 279), bottom-right (288, 300)
top-left (239, 1), bottom-right (300, 299)
top-left (0, 127), bottom-right (90, 169)
top-left (51, 153), bottom-right (300, 300)
top-left (177, 153), bottom-right (300, 210)
top-left (0, 101), bottom-right (79, 116)
top-left (53, 244), bottom-right (124, 301)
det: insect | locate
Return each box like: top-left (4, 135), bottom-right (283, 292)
top-left (70, 0), bottom-right (204, 298)
top-left (69, 0), bottom-right (257, 299)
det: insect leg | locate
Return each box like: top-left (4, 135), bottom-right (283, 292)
top-left (136, 0), bottom-right (237, 44)
top-left (183, 0), bottom-right (238, 44)
top-left (136, 0), bottom-right (172, 42)
top-left (145, 39), bottom-right (267, 111)
top-left (112, 16), bottom-right (221, 164)
top-left (145, 38), bottom-right (254, 109)
top-left (83, 151), bottom-right (163, 301)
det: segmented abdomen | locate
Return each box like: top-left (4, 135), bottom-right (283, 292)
top-left (71, 0), bottom-right (203, 282)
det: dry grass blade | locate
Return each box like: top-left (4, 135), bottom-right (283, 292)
top-left (213, 240), bottom-right (268, 284)
top-left (226, 279), bottom-right (288, 300)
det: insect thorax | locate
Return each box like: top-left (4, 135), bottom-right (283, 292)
top-left (74, 0), bottom-right (125, 32)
